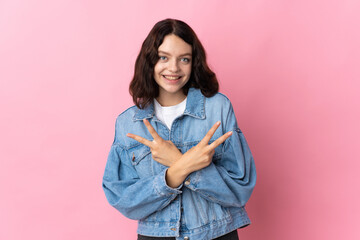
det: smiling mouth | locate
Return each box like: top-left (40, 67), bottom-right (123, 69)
top-left (163, 75), bottom-right (182, 80)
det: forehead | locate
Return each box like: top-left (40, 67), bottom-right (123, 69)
top-left (158, 34), bottom-right (192, 55)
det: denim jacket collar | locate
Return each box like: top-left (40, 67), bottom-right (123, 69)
top-left (133, 88), bottom-right (205, 121)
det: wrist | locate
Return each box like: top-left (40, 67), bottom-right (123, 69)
top-left (169, 161), bottom-right (188, 179)
top-left (166, 162), bottom-right (188, 188)
top-left (177, 154), bottom-right (196, 175)
top-left (174, 152), bottom-right (183, 163)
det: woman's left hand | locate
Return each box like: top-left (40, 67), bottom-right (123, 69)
top-left (127, 119), bottom-right (182, 167)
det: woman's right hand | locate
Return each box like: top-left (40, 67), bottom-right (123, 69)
top-left (166, 121), bottom-right (232, 188)
top-left (126, 119), bottom-right (182, 167)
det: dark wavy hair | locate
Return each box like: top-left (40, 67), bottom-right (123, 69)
top-left (129, 18), bottom-right (218, 109)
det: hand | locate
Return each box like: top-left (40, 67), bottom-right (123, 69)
top-left (179, 121), bottom-right (232, 173)
top-left (166, 121), bottom-right (233, 188)
top-left (126, 119), bottom-right (182, 167)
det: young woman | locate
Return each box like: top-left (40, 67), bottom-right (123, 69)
top-left (102, 19), bottom-right (256, 240)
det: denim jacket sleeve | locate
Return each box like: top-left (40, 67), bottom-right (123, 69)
top-left (102, 131), bottom-right (182, 220)
top-left (184, 101), bottom-right (256, 208)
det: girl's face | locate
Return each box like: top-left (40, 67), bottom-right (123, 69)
top-left (153, 34), bottom-right (192, 105)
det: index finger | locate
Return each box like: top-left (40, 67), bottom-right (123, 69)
top-left (143, 119), bottom-right (161, 141)
top-left (199, 121), bottom-right (221, 146)
top-left (208, 131), bottom-right (233, 149)
top-left (126, 133), bottom-right (152, 147)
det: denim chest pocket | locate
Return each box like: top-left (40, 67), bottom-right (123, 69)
top-left (129, 145), bottom-right (153, 178)
top-left (129, 145), bottom-right (167, 178)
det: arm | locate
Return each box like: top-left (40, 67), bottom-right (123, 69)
top-left (102, 144), bottom-right (182, 220)
top-left (183, 104), bottom-right (256, 208)
top-left (124, 112), bottom-right (254, 208)
top-left (127, 119), bottom-right (237, 192)
top-left (165, 121), bottom-right (232, 188)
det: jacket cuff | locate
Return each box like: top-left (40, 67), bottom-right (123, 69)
top-left (183, 163), bottom-right (216, 190)
top-left (153, 168), bottom-right (183, 197)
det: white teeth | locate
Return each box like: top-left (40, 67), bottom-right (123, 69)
top-left (164, 75), bottom-right (181, 80)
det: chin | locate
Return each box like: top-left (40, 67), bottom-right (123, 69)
top-left (163, 86), bottom-right (183, 93)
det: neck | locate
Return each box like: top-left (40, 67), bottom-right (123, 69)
top-left (156, 91), bottom-right (186, 107)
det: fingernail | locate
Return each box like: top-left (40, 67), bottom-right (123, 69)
top-left (228, 131), bottom-right (233, 136)
top-left (217, 121), bottom-right (221, 125)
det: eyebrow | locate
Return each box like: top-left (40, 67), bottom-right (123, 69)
top-left (158, 50), bottom-right (192, 57)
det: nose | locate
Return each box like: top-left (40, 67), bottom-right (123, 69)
top-left (168, 59), bottom-right (179, 73)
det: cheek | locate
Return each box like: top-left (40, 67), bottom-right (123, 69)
top-left (154, 63), bottom-right (164, 75)
top-left (153, 64), bottom-right (164, 85)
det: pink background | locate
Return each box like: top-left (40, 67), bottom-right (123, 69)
top-left (1, 0), bottom-right (359, 239)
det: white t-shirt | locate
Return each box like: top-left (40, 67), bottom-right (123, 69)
top-left (154, 98), bottom-right (187, 130)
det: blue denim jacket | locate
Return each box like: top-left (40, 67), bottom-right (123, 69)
top-left (102, 88), bottom-right (256, 240)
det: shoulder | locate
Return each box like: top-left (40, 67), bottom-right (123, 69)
top-left (204, 91), bottom-right (237, 123)
top-left (112, 105), bottom-right (140, 148)
top-left (209, 91), bottom-right (231, 101)
top-left (205, 91), bottom-right (233, 109)
top-left (115, 105), bottom-right (138, 124)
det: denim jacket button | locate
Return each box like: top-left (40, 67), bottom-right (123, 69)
top-left (184, 179), bottom-right (190, 185)
top-left (184, 237), bottom-right (189, 240)
top-left (170, 228), bottom-right (176, 231)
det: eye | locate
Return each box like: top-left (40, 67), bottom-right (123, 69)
top-left (181, 58), bottom-right (191, 63)
top-left (159, 56), bottom-right (167, 61)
